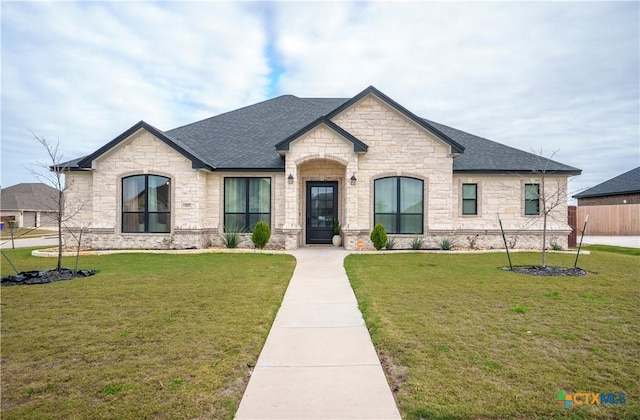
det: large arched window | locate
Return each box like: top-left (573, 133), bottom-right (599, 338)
top-left (122, 175), bottom-right (171, 233)
top-left (374, 177), bottom-right (423, 234)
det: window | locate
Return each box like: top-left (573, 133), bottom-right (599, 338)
top-left (462, 183), bottom-right (477, 215)
top-left (374, 177), bottom-right (423, 234)
top-left (122, 175), bottom-right (171, 233)
top-left (525, 183), bottom-right (540, 215)
top-left (224, 178), bottom-right (271, 231)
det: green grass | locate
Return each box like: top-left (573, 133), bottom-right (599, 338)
top-left (1, 248), bottom-right (295, 419)
top-left (0, 228), bottom-right (56, 240)
top-left (345, 251), bottom-right (639, 419)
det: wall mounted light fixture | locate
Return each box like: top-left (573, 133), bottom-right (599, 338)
top-left (350, 174), bottom-right (357, 186)
top-left (288, 173), bottom-right (294, 185)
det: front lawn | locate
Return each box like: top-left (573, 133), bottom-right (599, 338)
top-left (345, 251), bottom-right (639, 419)
top-left (0, 227), bottom-right (56, 240)
top-left (1, 249), bottom-right (295, 419)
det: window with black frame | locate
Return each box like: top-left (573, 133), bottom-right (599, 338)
top-left (224, 177), bottom-right (271, 232)
top-left (524, 183), bottom-right (540, 215)
top-left (122, 175), bottom-right (171, 233)
top-left (462, 183), bottom-right (478, 215)
top-left (374, 176), bottom-right (423, 234)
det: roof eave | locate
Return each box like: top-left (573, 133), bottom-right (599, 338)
top-left (77, 121), bottom-right (214, 171)
top-left (454, 169), bottom-right (582, 176)
top-left (574, 189), bottom-right (640, 199)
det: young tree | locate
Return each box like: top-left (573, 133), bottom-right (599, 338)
top-left (28, 133), bottom-right (80, 272)
top-left (526, 149), bottom-right (573, 267)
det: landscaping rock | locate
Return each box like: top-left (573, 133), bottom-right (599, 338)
top-left (502, 266), bottom-right (587, 276)
top-left (1, 267), bottom-right (96, 286)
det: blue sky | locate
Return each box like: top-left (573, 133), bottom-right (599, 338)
top-left (1, 1), bottom-right (638, 200)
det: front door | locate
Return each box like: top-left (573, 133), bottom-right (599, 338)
top-left (306, 181), bottom-right (338, 244)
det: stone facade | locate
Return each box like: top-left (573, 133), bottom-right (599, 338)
top-left (63, 93), bottom-right (573, 251)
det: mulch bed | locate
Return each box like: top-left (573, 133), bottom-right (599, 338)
top-left (2, 267), bottom-right (96, 286)
top-left (502, 266), bottom-right (587, 276)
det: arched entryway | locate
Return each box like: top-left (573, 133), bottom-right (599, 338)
top-left (297, 158), bottom-right (347, 245)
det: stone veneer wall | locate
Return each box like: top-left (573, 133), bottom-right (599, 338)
top-left (63, 96), bottom-right (573, 251)
top-left (63, 130), bottom-right (289, 250)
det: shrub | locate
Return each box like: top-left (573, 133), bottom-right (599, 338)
top-left (410, 237), bottom-right (424, 250)
top-left (251, 221), bottom-right (271, 249)
top-left (385, 238), bottom-right (396, 250)
top-left (222, 225), bottom-right (244, 248)
top-left (439, 237), bottom-right (453, 250)
top-left (370, 223), bottom-right (387, 250)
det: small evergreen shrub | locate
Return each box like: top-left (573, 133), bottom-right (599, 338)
top-left (439, 237), bottom-right (453, 250)
top-left (370, 223), bottom-right (387, 250)
top-left (251, 221), bottom-right (271, 249)
top-left (410, 237), bottom-right (424, 250)
top-left (385, 238), bottom-right (396, 250)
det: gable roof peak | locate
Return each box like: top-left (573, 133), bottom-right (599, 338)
top-left (77, 120), bottom-right (212, 171)
top-left (325, 86), bottom-right (465, 154)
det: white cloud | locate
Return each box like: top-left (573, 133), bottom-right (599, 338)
top-left (268, 1), bottom-right (639, 196)
top-left (1, 1), bottom-right (638, 201)
top-left (2, 1), bottom-right (270, 185)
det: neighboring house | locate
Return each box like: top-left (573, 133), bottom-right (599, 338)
top-left (573, 167), bottom-right (640, 235)
top-left (0, 183), bottom-right (59, 228)
top-left (61, 86), bottom-right (581, 250)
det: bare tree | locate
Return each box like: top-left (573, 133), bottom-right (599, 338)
top-left (28, 133), bottom-right (81, 272)
top-left (525, 149), bottom-right (573, 267)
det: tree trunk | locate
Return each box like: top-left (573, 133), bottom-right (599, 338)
top-left (542, 211), bottom-right (547, 267)
top-left (57, 189), bottom-right (63, 272)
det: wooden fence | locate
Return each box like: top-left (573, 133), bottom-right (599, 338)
top-left (576, 204), bottom-right (640, 235)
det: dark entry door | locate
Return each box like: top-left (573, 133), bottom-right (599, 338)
top-left (306, 181), bottom-right (338, 244)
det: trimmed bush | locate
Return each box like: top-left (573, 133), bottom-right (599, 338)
top-left (370, 223), bottom-right (388, 250)
top-left (251, 221), bottom-right (271, 249)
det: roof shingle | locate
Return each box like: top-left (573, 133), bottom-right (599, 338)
top-left (573, 167), bottom-right (640, 198)
top-left (64, 86), bottom-right (581, 175)
top-left (1, 183), bottom-right (58, 211)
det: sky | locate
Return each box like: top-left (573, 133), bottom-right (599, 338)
top-left (1, 1), bottom-right (639, 202)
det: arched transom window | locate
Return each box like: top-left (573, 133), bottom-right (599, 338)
top-left (374, 176), bottom-right (423, 234)
top-left (122, 175), bottom-right (171, 233)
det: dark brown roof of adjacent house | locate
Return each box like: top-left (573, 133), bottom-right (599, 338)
top-left (1, 183), bottom-right (58, 211)
top-left (573, 167), bottom-right (640, 198)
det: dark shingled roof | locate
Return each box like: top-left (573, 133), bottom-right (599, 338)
top-left (573, 167), bottom-right (640, 198)
top-left (1, 183), bottom-right (58, 211)
top-left (165, 95), bottom-right (346, 170)
top-left (425, 120), bottom-right (581, 174)
top-left (64, 86), bottom-right (581, 175)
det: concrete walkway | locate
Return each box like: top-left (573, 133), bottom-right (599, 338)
top-left (235, 248), bottom-right (401, 420)
top-left (582, 236), bottom-right (640, 248)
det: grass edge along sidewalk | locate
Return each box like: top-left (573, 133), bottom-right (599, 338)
top-left (1, 248), bottom-right (295, 420)
top-left (345, 250), bottom-right (639, 419)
